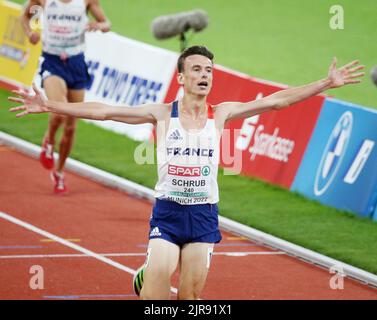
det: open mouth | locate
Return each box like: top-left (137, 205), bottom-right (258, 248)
top-left (198, 81), bottom-right (208, 89)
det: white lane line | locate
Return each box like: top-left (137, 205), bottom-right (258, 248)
top-left (0, 253), bottom-right (146, 259)
top-left (0, 212), bottom-right (138, 274)
top-left (0, 211), bottom-right (178, 294)
top-left (217, 251), bottom-right (285, 257)
top-left (0, 251), bottom-right (286, 259)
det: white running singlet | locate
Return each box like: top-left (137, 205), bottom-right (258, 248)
top-left (154, 101), bottom-right (220, 205)
top-left (42, 0), bottom-right (88, 56)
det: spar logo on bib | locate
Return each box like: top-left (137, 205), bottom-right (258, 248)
top-left (168, 165), bottom-right (211, 177)
top-left (168, 165), bottom-right (201, 177)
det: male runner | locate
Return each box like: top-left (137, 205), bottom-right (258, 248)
top-left (21, 0), bottom-right (110, 193)
top-left (9, 46), bottom-right (364, 299)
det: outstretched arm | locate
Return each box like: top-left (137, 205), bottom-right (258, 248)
top-left (220, 58), bottom-right (365, 121)
top-left (8, 84), bottom-right (159, 124)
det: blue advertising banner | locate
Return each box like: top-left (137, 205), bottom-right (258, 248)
top-left (291, 98), bottom-right (377, 218)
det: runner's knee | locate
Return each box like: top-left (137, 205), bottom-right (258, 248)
top-left (178, 271), bottom-right (207, 300)
top-left (63, 121), bottom-right (77, 137)
top-left (141, 267), bottom-right (172, 300)
top-left (178, 286), bottom-right (202, 300)
top-left (50, 114), bottom-right (64, 127)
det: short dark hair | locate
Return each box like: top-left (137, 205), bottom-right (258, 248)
top-left (177, 45), bottom-right (214, 73)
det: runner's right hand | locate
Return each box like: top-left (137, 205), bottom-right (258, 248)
top-left (8, 84), bottom-right (49, 118)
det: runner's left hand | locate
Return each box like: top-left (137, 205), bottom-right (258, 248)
top-left (327, 58), bottom-right (365, 88)
top-left (8, 83), bottom-right (49, 118)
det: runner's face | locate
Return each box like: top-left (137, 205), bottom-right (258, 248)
top-left (180, 55), bottom-right (213, 96)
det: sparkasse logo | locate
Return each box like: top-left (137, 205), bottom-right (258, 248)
top-left (235, 110), bottom-right (295, 163)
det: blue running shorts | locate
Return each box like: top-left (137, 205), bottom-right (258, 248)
top-left (39, 52), bottom-right (91, 90)
top-left (149, 199), bottom-right (222, 247)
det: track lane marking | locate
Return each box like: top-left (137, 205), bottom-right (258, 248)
top-left (0, 252), bottom-right (146, 259)
top-left (40, 238), bottom-right (81, 243)
top-left (0, 251), bottom-right (286, 259)
top-left (0, 211), bottom-right (178, 294)
top-left (0, 245), bottom-right (43, 249)
top-left (44, 294), bottom-right (136, 299)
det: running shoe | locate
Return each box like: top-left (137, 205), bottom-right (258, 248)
top-left (40, 137), bottom-right (54, 170)
top-left (50, 171), bottom-right (67, 194)
top-left (133, 265), bottom-right (145, 296)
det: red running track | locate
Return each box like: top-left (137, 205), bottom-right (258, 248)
top-left (0, 144), bottom-right (376, 300)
